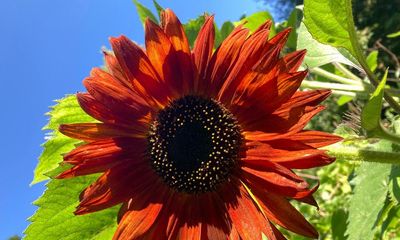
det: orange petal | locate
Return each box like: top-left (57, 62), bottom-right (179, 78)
top-left (57, 138), bottom-right (146, 177)
top-left (282, 49), bottom-right (307, 73)
top-left (110, 35), bottom-right (169, 106)
top-left (161, 9), bottom-right (191, 55)
top-left (75, 162), bottom-right (156, 215)
top-left (77, 93), bottom-right (143, 128)
top-left (219, 179), bottom-right (274, 239)
top-left (206, 27), bottom-right (248, 97)
top-left (59, 123), bottom-right (146, 142)
top-left (113, 183), bottom-right (168, 240)
top-left (83, 68), bottom-right (150, 117)
top-left (161, 9), bottom-right (193, 95)
top-left (251, 189), bottom-right (318, 238)
top-left (103, 51), bottom-right (133, 90)
top-left (218, 28), bottom-right (271, 104)
top-left (287, 130), bottom-right (343, 148)
top-left (244, 139), bottom-right (335, 169)
top-left (192, 15), bottom-right (215, 92)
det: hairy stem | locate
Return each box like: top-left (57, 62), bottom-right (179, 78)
top-left (311, 67), bottom-right (362, 85)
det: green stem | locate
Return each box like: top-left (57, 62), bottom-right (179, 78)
top-left (333, 62), bottom-right (362, 82)
top-left (325, 144), bottom-right (400, 164)
top-left (331, 90), bottom-right (357, 97)
top-left (311, 67), bottom-right (362, 85)
top-left (301, 80), bottom-right (364, 92)
top-left (374, 126), bottom-right (400, 145)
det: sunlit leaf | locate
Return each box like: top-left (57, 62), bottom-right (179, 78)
top-left (235, 11), bottom-right (276, 36)
top-left (366, 50), bottom-right (378, 72)
top-left (387, 31), bottom-right (400, 38)
top-left (215, 21), bottom-right (234, 47)
top-left (303, 0), bottom-right (358, 59)
top-left (32, 95), bottom-right (96, 184)
top-left (297, 22), bottom-right (359, 69)
top-left (133, 0), bottom-right (158, 25)
top-left (25, 175), bottom-right (118, 240)
top-left (152, 0), bottom-right (164, 18)
top-left (285, 8), bottom-right (302, 49)
top-left (184, 16), bottom-right (205, 48)
top-left (361, 69), bottom-right (387, 131)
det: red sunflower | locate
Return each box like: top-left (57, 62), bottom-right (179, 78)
top-left (58, 9), bottom-right (341, 240)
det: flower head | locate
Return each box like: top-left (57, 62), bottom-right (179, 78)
top-left (58, 9), bottom-right (341, 239)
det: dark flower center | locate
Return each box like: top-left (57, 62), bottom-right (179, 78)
top-left (148, 95), bottom-right (242, 193)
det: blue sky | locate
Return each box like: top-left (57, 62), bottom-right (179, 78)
top-left (0, 0), bottom-right (268, 238)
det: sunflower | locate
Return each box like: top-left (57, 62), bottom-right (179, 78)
top-left (58, 9), bottom-right (341, 240)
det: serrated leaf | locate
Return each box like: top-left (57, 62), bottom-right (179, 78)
top-left (133, 0), bottom-right (158, 26)
top-left (184, 16), bottom-right (206, 48)
top-left (346, 162), bottom-right (392, 240)
top-left (25, 175), bottom-right (118, 240)
top-left (361, 69), bottom-right (388, 131)
top-left (32, 95), bottom-right (96, 184)
top-left (366, 50), bottom-right (378, 72)
top-left (303, 0), bottom-right (358, 59)
top-left (235, 11), bottom-right (276, 36)
top-left (297, 22), bottom-right (359, 69)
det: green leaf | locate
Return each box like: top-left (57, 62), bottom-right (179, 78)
top-left (331, 209), bottom-right (348, 240)
top-left (32, 95), bottom-right (96, 184)
top-left (303, 0), bottom-right (359, 59)
top-left (152, 0), bottom-right (164, 18)
top-left (285, 8), bottom-right (302, 49)
top-left (361, 69), bottom-right (387, 131)
top-left (25, 176), bottom-right (118, 240)
top-left (133, 0), bottom-right (158, 25)
top-left (184, 16), bottom-right (206, 48)
top-left (387, 31), bottom-right (400, 38)
top-left (215, 21), bottom-right (234, 48)
top-left (235, 11), bottom-right (276, 36)
top-left (337, 95), bottom-right (354, 106)
top-left (297, 22), bottom-right (360, 69)
top-left (346, 162), bottom-right (392, 240)
top-left (366, 50), bottom-right (378, 72)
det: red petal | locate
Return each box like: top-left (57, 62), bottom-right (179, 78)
top-left (287, 130), bottom-right (343, 148)
top-left (161, 9), bottom-right (194, 95)
top-left (113, 183), bottom-right (168, 240)
top-left (219, 179), bottom-right (273, 239)
top-left (77, 93), bottom-right (146, 128)
top-left (251, 189), bottom-right (318, 238)
top-left (83, 68), bottom-right (150, 117)
top-left (110, 35), bottom-right (168, 106)
top-left (75, 162), bottom-right (156, 214)
top-left (192, 15), bottom-right (215, 93)
top-left (244, 139), bottom-right (335, 169)
top-left (161, 9), bottom-right (191, 55)
top-left (57, 138), bottom-right (146, 178)
top-left (59, 123), bottom-right (146, 142)
top-left (282, 49), bottom-right (307, 73)
top-left (206, 27), bottom-right (249, 98)
top-left (145, 19), bottom-right (182, 97)
top-left (240, 161), bottom-right (310, 196)
top-left (218, 28), bottom-right (272, 104)
top-left (103, 51), bottom-right (133, 90)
